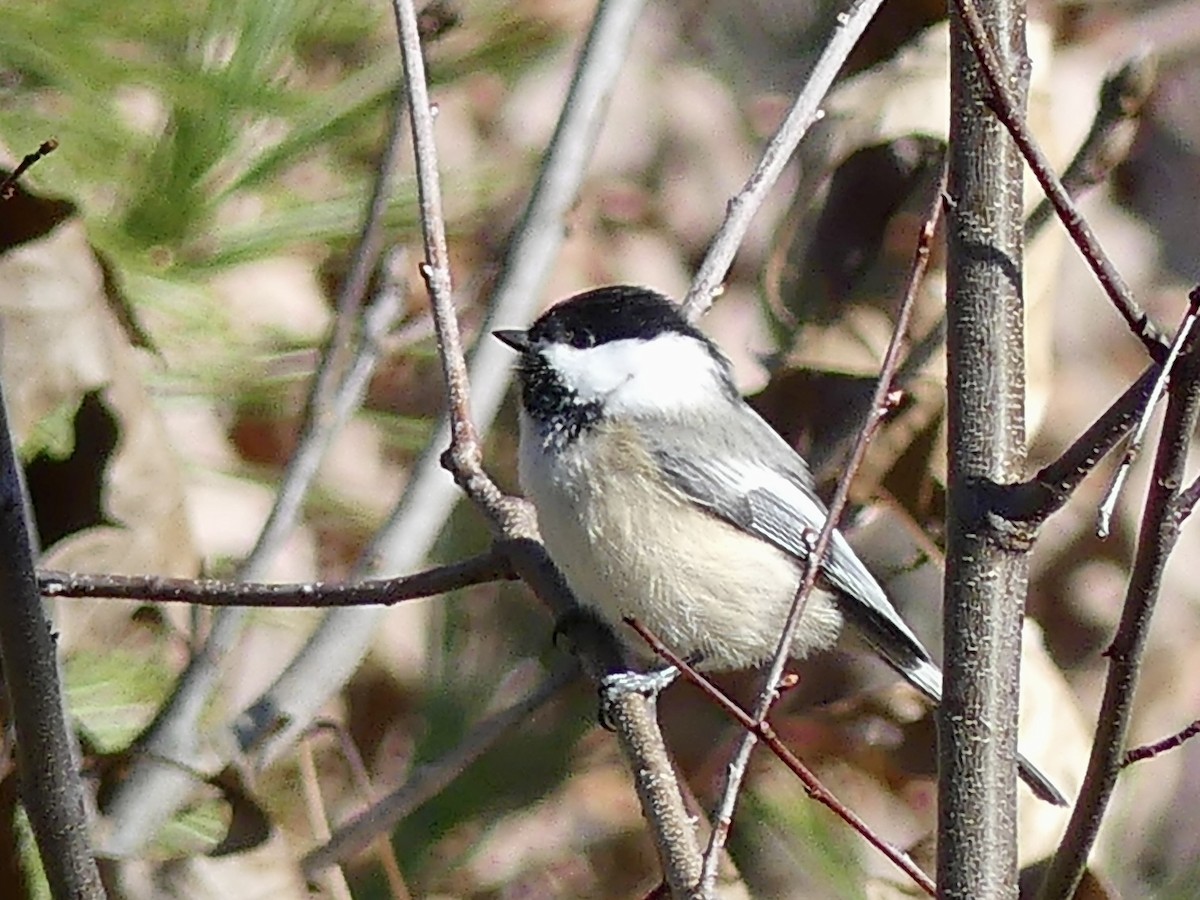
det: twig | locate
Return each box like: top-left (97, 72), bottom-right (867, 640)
top-left (1037, 290), bottom-right (1200, 900)
top-left (306, 720), bottom-right (413, 898)
top-left (298, 738), bottom-right (354, 900)
top-left (0, 139), bottom-right (58, 200)
top-left (302, 665), bottom-right (577, 876)
top-left (1123, 718), bottom-right (1200, 767)
top-left (1001, 366), bottom-right (1158, 524)
top-left (1024, 52), bottom-right (1156, 240)
top-left (39, 547), bottom-right (514, 607)
top-left (950, 0), bottom-right (1168, 360)
top-left (699, 161), bottom-right (948, 894)
top-left (630, 620), bottom-right (937, 898)
top-left (0, 378), bottom-right (104, 896)
top-left (680, 0), bottom-right (887, 320)
top-left (391, 2), bottom-right (707, 895)
top-left (1097, 293), bottom-right (1200, 537)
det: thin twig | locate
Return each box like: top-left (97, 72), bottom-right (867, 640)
top-left (0, 377), bottom-right (104, 897)
top-left (39, 547), bottom-right (514, 607)
top-left (1001, 366), bottom-right (1158, 524)
top-left (1037, 290), bottom-right (1200, 900)
top-left (699, 161), bottom-right (948, 893)
top-left (302, 665), bottom-right (577, 876)
top-left (1123, 718), bottom-right (1200, 767)
top-left (298, 738), bottom-right (354, 900)
top-left (306, 720), bottom-right (413, 898)
top-left (629, 620), bottom-right (937, 898)
top-left (950, 0), bottom-right (1168, 360)
top-left (1097, 294), bottom-right (1200, 537)
top-left (0, 139), bottom-right (58, 199)
top-left (1024, 52), bottom-right (1156, 240)
top-left (680, 0), bottom-right (887, 320)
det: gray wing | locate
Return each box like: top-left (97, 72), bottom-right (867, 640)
top-left (645, 407), bottom-right (943, 702)
top-left (647, 410), bottom-right (1070, 806)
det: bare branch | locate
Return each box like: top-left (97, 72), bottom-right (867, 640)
top-left (1098, 295), bottom-right (1200, 536)
top-left (0, 139), bottom-right (58, 199)
top-left (1024, 52), bottom-right (1156, 240)
top-left (39, 548), bottom-right (514, 607)
top-left (700, 161), bottom-right (948, 893)
top-left (0, 380), bottom-right (104, 897)
top-left (302, 665), bottom-right (577, 877)
top-left (680, 0), bottom-right (887, 320)
top-left (1002, 366), bottom-right (1157, 523)
top-left (630, 620), bottom-right (937, 897)
top-left (1123, 718), bottom-right (1200, 768)
top-left (1038, 291), bottom-right (1200, 900)
top-left (950, 0), bottom-right (1168, 360)
top-left (389, 0), bottom-right (706, 893)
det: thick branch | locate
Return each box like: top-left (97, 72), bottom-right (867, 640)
top-left (940, 0), bottom-right (1029, 894)
top-left (0, 380), bottom-right (104, 897)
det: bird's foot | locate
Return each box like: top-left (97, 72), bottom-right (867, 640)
top-left (597, 666), bottom-right (680, 730)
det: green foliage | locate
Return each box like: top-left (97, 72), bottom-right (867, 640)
top-left (0, 0), bottom-right (556, 281)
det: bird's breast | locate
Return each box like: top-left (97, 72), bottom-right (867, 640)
top-left (518, 416), bottom-right (843, 668)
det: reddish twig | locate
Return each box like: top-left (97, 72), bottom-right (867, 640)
top-left (0, 139), bottom-right (57, 200)
top-left (950, 0), bottom-right (1168, 360)
top-left (628, 619), bottom-right (937, 898)
top-left (1123, 718), bottom-right (1200, 767)
top-left (699, 160), bottom-right (949, 891)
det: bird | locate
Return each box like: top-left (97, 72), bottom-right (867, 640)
top-left (495, 284), bottom-right (1065, 806)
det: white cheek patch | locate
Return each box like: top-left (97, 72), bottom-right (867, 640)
top-left (540, 333), bottom-right (722, 415)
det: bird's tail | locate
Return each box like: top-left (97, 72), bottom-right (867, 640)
top-left (854, 612), bottom-right (1068, 806)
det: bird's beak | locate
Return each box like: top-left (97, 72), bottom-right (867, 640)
top-left (493, 329), bottom-right (531, 353)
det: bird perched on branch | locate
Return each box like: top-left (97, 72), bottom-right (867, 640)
top-left (496, 284), bottom-right (1064, 806)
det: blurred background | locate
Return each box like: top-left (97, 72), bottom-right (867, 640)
top-left (2, 0), bottom-right (1200, 897)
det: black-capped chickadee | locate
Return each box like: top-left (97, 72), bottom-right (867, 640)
top-left (496, 285), bottom-right (1065, 806)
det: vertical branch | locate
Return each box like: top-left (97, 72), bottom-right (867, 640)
top-left (1038, 293), bottom-right (1200, 900)
top-left (389, 2), bottom-right (705, 894)
top-left (940, 0), bottom-right (1029, 894)
top-left (0, 380), bottom-right (105, 898)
